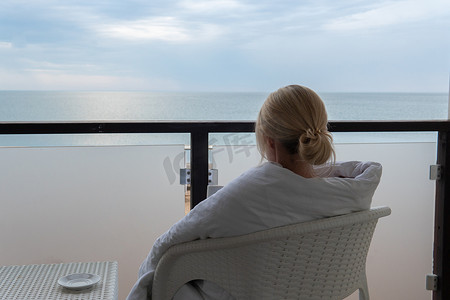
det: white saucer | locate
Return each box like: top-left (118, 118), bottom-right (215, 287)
top-left (58, 273), bottom-right (101, 290)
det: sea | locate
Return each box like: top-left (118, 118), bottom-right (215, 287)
top-left (0, 91), bottom-right (448, 147)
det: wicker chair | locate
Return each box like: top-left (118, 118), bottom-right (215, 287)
top-left (152, 206), bottom-right (391, 300)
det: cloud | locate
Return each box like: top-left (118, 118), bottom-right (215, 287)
top-left (89, 0), bottom-right (254, 43)
top-left (22, 59), bottom-right (98, 72)
top-left (0, 42), bottom-right (12, 49)
top-left (324, 0), bottom-right (450, 31)
top-left (96, 16), bottom-right (222, 42)
top-left (98, 17), bottom-right (189, 42)
top-left (178, 0), bottom-right (248, 13)
top-left (0, 68), bottom-right (179, 90)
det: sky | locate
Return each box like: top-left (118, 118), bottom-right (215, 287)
top-left (0, 0), bottom-right (449, 92)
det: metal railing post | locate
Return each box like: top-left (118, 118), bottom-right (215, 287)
top-left (434, 131), bottom-right (450, 299)
top-left (190, 129), bottom-right (209, 209)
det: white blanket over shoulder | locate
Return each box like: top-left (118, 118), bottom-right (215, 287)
top-left (127, 161), bottom-right (382, 300)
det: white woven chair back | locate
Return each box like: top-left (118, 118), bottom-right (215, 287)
top-left (153, 206), bottom-right (391, 300)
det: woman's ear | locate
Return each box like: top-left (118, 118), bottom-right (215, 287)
top-left (265, 137), bottom-right (278, 162)
top-left (266, 136), bottom-right (275, 150)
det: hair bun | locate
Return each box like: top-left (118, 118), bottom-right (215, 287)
top-left (300, 128), bottom-right (321, 144)
top-left (298, 128), bottom-right (333, 165)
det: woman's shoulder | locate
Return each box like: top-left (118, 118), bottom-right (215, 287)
top-left (228, 162), bottom-right (289, 185)
top-left (202, 162), bottom-right (282, 205)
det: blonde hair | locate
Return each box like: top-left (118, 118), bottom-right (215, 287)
top-left (255, 85), bottom-right (335, 165)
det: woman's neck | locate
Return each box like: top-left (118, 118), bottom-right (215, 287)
top-left (270, 140), bottom-right (314, 178)
top-left (279, 157), bottom-right (315, 178)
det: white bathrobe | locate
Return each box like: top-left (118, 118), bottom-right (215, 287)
top-left (127, 161), bottom-right (382, 300)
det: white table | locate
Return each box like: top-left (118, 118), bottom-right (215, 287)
top-left (0, 261), bottom-right (118, 300)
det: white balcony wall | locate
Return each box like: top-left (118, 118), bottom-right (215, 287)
top-left (0, 145), bottom-right (186, 300)
top-left (212, 141), bottom-right (436, 300)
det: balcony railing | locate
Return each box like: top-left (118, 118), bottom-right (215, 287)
top-left (1, 120), bottom-right (449, 300)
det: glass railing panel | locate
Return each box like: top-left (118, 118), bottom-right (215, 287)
top-left (336, 141), bottom-right (435, 300)
top-left (210, 138), bottom-right (436, 300)
top-left (0, 144), bottom-right (186, 300)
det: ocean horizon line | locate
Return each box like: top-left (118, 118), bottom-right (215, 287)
top-left (0, 90), bottom-right (448, 95)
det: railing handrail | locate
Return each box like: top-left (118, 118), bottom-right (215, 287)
top-left (1, 120), bottom-right (450, 134)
